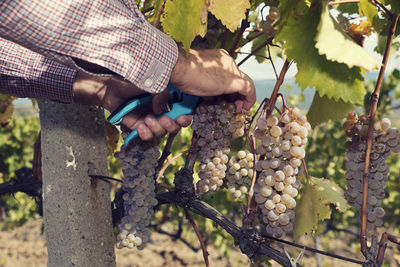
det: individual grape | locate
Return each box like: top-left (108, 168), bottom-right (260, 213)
top-left (268, 6), bottom-right (279, 20)
top-left (380, 118), bottom-right (390, 131)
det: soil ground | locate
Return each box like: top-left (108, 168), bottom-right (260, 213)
top-left (0, 219), bottom-right (398, 267)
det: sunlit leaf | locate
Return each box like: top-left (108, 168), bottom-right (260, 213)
top-left (315, 1), bottom-right (379, 71)
top-left (162, 0), bottom-right (207, 51)
top-left (307, 92), bottom-right (355, 127)
top-left (294, 176), bottom-right (349, 238)
top-left (208, 0), bottom-right (250, 32)
top-left (276, 0), bottom-right (366, 104)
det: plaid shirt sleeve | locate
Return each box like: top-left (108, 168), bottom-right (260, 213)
top-left (0, 38), bottom-right (76, 103)
top-left (0, 0), bottom-right (178, 94)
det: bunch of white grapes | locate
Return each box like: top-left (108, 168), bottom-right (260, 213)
top-left (114, 137), bottom-right (160, 249)
top-left (253, 107), bottom-right (311, 238)
top-left (343, 113), bottom-right (400, 231)
top-left (193, 101), bottom-right (248, 194)
top-left (226, 150), bottom-right (255, 199)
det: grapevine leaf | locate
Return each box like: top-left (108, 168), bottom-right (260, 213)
top-left (358, 0), bottom-right (386, 33)
top-left (276, 0), bottom-right (366, 104)
top-left (334, 3), bottom-right (358, 14)
top-left (161, 0), bottom-right (207, 51)
top-left (208, 0), bottom-right (250, 32)
top-left (307, 92), bottom-right (355, 127)
top-left (315, 1), bottom-right (379, 71)
top-left (294, 176), bottom-right (349, 238)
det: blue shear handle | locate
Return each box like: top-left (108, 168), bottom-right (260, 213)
top-left (124, 92), bottom-right (200, 147)
top-left (124, 99), bottom-right (199, 146)
top-left (108, 94), bottom-right (153, 125)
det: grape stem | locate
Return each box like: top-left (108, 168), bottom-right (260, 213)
top-left (277, 93), bottom-right (288, 114)
top-left (265, 60), bottom-right (291, 117)
top-left (156, 150), bottom-right (188, 181)
top-left (300, 159), bottom-right (310, 179)
top-left (246, 134), bottom-right (258, 215)
top-left (328, 0), bottom-right (359, 6)
top-left (360, 14), bottom-right (399, 256)
top-left (157, 133), bottom-right (177, 172)
top-left (237, 39), bottom-right (271, 66)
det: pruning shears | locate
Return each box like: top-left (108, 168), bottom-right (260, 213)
top-left (107, 84), bottom-right (201, 147)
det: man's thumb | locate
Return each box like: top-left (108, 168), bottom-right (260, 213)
top-left (152, 89), bottom-right (170, 115)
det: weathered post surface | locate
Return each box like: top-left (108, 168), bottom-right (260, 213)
top-left (39, 101), bottom-right (116, 267)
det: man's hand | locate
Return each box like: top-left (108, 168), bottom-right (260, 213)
top-left (72, 48), bottom-right (256, 141)
top-left (73, 71), bottom-right (191, 141)
top-left (170, 48), bottom-right (256, 112)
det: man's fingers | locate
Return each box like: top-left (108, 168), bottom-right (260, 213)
top-left (152, 89), bottom-right (170, 115)
top-left (137, 123), bottom-right (154, 141)
top-left (159, 116), bottom-right (180, 134)
top-left (177, 115), bottom-right (193, 127)
top-left (240, 72), bottom-right (256, 111)
top-left (144, 115), bottom-right (167, 137)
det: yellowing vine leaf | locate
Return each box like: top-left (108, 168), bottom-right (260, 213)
top-left (161, 0), bottom-right (207, 51)
top-left (307, 92), bottom-right (355, 127)
top-left (358, 0), bottom-right (386, 33)
top-left (315, 1), bottom-right (379, 71)
top-left (208, 0), bottom-right (250, 32)
top-left (276, 0), bottom-right (366, 104)
top-left (294, 176), bottom-right (349, 238)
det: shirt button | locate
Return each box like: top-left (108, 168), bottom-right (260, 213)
top-left (144, 78), bottom-right (153, 87)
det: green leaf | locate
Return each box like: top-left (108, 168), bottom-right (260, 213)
top-left (358, 0), bottom-right (386, 33)
top-left (382, 0), bottom-right (400, 16)
top-left (294, 176), bottom-right (349, 238)
top-left (307, 92), bottom-right (355, 127)
top-left (208, 0), bottom-right (250, 32)
top-left (161, 0), bottom-right (207, 51)
top-left (334, 3), bottom-right (358, 14)
top-left (315, 1), bottom-right (379, 71)
top-left (276, 0), bottom-right (366, 104)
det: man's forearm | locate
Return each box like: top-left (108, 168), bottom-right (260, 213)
top-left (0, 0), bottom-right (178, 94)
top-left (0, 38), bottom-right (76, 103)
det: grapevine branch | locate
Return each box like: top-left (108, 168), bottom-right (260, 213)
top-left (183, 209), bottom-right (210, 267)
top-left (228, 7), bottom-right (251, 56)
top-left (237, 39), bottom-right (270, 66)
top-left (262, 234), bottom-right (364, 265)
top-left (265, 60), bottom-right (291, 116)
top-left (376, 232), bottom-right (400, 265)
top-left (360, 14), bottom-right (398, 256)
top-left (157, 133), bottom-right (177, 171)
top-left (1, 168), bottom-right (381, 266)
top-left (156, 191), bottom-right (301, 267)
